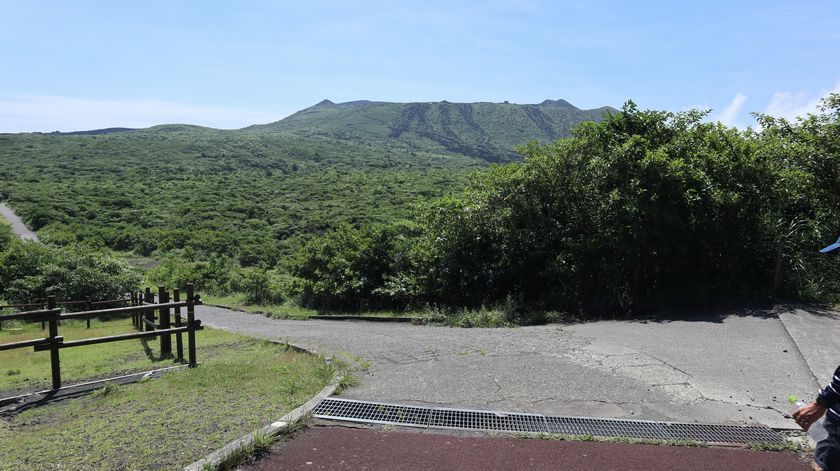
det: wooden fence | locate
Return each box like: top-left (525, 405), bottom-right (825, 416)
top-left (0, 297), bottom-right (132, 330)
top-left (0, 283), bottom-right (203, 391)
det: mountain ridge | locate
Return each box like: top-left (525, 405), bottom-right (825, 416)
top-left (249, 98), bottom-right (616, 163)
top-left (9, 98), bottom-right (616, 165)
top-left (0, 97), bottom-right (616, 263)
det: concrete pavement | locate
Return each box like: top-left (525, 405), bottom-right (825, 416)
top-left (196, 303), bottom-right (840, 429)
top-left (777, 304), bottom-right (840, 387)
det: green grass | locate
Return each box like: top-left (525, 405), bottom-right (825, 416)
top-left (202, 293), bottom-right (438, 321)
top-left (203, 294), bottom-right (317, 320)
top-left (0, 324), bottom-right (335, 471)
top-left (202, 294), bottom-right (578, 328)
top-left (0, 317), bottom-right (234, 395)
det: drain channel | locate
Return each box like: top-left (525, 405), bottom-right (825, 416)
top-left (313, 397), bottom-right (785, 445)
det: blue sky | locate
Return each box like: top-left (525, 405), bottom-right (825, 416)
top-left (1, 0), bottom-right (838, 132)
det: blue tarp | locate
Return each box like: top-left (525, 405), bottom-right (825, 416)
top-left (820, 236), bottom-right (840, 253)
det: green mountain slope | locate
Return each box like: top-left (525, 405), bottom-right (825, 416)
top-left (0, 98), bottom-right (615, 263)
top-left (249, 99), bottom-right (614, 163)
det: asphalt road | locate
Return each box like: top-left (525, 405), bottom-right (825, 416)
top-left (240, 426), bottom-right (812, 471)
top-left (196, 303), bottom-right (840, 428)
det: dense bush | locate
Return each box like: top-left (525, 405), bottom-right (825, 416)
top-left (227, 268), bottom-right (292, 305)
top-left (291, 98), bottom-right (840, 315)
top-left (0, 241), bottom-right (141, 304)
top-left (754, 94), bottom-right (840, 302)
top-left (417, 104), bottom-right (780, 312)
top-left (143, 256), bottom-right (234, 294)
top-left (291, 222), bottom-right (423, 310)
top-left (0, 127), bottom-right (472, 265)
top-left (3, 99), bottom-right (837, 317)
top-left (143, 257), bottom-right (294, 305)
top-left (0, 221), bottom-right (11, 252)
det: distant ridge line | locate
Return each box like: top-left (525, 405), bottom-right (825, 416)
top-left (54, 127), bottom-right (137, 136)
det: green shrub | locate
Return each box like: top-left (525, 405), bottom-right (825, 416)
top-left (0, 221), bottom-right (11, 252)
top-left (291, 222), bottom-right (423, 310)
top-left (291, 97), bottom-right (840, 316)
top-left (228, 268), bottom-right (287, 305)
top-left (144, 256), bottom-right (234, 294)
top-left (0, 241), bottom-right (141, 304)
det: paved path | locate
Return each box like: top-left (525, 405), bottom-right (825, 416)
top-left (0, 202), bottom-right (39, 241)
top-left (240, 426), bottom-right (811, 471)
top-left (196, 304), bottom-right (840, 428)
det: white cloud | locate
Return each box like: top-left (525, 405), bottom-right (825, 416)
top-left (763, 80), bottom-right (840, 121)
top-left (0, 95), bottom-right (284, 133)
top-left (715, 93), bottom-right (747, 128)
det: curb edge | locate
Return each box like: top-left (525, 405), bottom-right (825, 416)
top-left (182, 340), bottom-right (357, 471)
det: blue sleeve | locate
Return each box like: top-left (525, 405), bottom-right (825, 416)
top-left (817, 366), bottom-right (840, 408)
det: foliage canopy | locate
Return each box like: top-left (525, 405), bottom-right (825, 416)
top-left (1, 98), bottom-right (837, 317)
top-left (293, 98), bottom-right (840, 314)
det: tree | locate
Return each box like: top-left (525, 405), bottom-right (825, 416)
top-left (0, 241), bottom-right (140, 304)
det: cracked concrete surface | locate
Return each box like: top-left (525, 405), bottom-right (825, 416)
top-left (197, 304), bottom-right (839, 428)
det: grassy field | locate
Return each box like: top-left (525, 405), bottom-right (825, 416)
top-left (0, 317), bottom-right (204, 395)
top-left (0, 320), bottom-right (335, 470)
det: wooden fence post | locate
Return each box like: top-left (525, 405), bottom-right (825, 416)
top-left (133, 291), bottom-right (140, 329)
top-left (173, 288), bottom-right (184, 362)
top-left (138, 290), bottom-right (144, 330)
top-left (186, 283), bottom-right (197, 367)
top-left (136, 291), bottom-right (142, 329)
top-left (158, 286), bottom-right (171, 357)
top-left (144, 287), bottom-right (154, 332)
top-left (47, 295), bottom-right (61, 390)
top-left (85, 298), bottom-right (91, 329)
top-left (130, 292), bottom-right (137, 328)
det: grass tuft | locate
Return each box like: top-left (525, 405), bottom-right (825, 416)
top-left (90, 382), bottom-right (120, 398)
top-left (202, 294), bottom-right (316, 320)
top-left (514, 432), bottom-right (709, 448)
top-left (336, 373), bottom-right (360, 393)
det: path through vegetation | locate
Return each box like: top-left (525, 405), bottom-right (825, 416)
top-left (0, 202), bottom-right (38, 241)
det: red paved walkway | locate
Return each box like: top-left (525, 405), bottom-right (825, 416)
top-left (243, 426), bottom-right (812, 471)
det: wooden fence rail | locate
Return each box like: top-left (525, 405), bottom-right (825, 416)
top-left (0, 283), bottom-right (203, 390)
top-left (0, 296), bottom-right (132, 330)
top-left (0, 297), bottom-right (131, 311)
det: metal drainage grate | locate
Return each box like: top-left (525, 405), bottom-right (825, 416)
top-left (313, 397), bottom-right (785, 445)
top-left (543, 416), bottom-right (666, 440)
top-left (428, 408), bottom-right (547, 433)
top-left (314, 398), bottom-right (431, 428)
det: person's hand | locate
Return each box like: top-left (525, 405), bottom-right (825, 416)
top-left (792, 401), bottom-right (826, 431)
